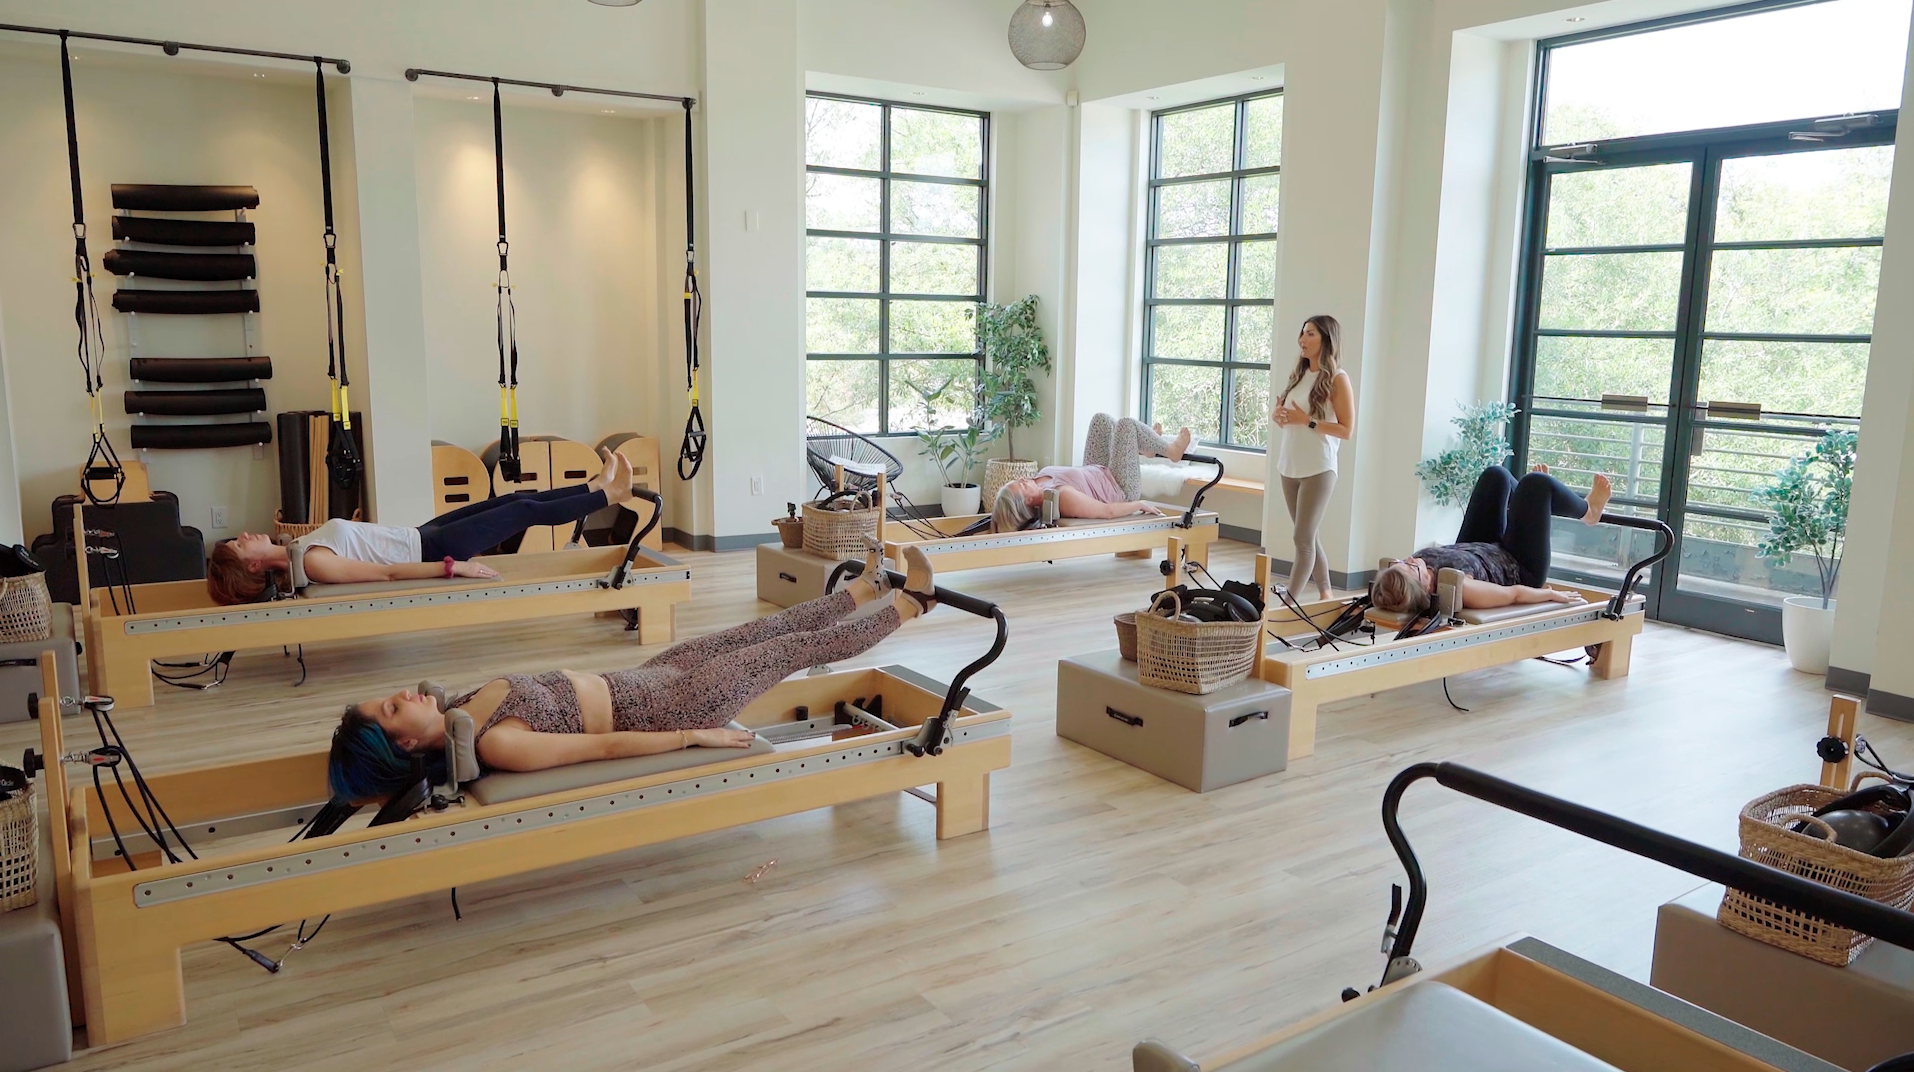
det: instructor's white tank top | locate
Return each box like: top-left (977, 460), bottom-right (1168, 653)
top-left (1275, 368), bottom-right (1339, 480)
top-left (288, 519), bottom-right (421, 588)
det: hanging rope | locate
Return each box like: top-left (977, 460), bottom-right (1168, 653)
top-left (677, 99), bottom-right (705, 481)
top-left (492, 79), bottom-right (522, 482)
top-left (314, 59), bottom-right (361, 489)
top-left (60, 33), bottom-right (122, 505)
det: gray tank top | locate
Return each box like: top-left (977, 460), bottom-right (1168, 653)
top-left (1412, 542), bottom-right (1523, 586)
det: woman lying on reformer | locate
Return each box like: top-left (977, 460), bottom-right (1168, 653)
top-left (207, 449), bottom-right (640, 605)
top-left (1370, 464), bottom-right (1613, 615)
top-left (988, 413), bottom-right (1195, 533)
top-left (326, 542), bottom-right (938, 801)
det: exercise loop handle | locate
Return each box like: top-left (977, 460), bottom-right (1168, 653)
top-left (314, 58), bottom-right (361, 489)
top-left (60, 32), bottom-right (123, 505)
top-left (677, 100), bottom-right (706, 482)
top-left (492, 79), bottom-right (521, 483)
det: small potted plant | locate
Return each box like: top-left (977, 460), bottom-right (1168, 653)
top-left (976, 295), bottom-right (1052, 506)
top-left (917, 424), bottom-right (996, 517)
top-left (1757, 429), bottom-right (1855, 674)
top-left (1415, 400), bottom-right (1518, 506)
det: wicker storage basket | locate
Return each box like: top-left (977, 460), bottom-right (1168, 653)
top-left (982, 458), bottom-right (1041, 510)
top-left (1134, 591), bottom-right (1261, 695)
top-left (0, 781), bottom-right (35, 912)
top-left (773, 516), bottom-right (806, 550)
top-left (1114, 612), bottom-right (1139, 662)
top-left (1717, 780), bottom-right (1914, 965)
top-left (802, 501), bottom-right (881, 559)
top-left (0, 572), bottom-right (51, 644)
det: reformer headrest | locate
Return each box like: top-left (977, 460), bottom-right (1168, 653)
top-left (1435, 568), bottom-right (1466, 619)
top-left (420, 680), bottom-right (480, 788)
top-left (1040, 487), bottom-right (1060, 527)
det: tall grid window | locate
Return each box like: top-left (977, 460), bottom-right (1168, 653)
top-left (805, 94), bottom-right (990, 435)
top-left (1143, 90), bottom-right (1284, 450)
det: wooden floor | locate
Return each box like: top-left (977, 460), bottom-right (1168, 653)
top-left (10, 539), bottom-right (1907, 1071)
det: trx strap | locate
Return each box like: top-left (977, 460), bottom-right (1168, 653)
top-left (61, 33), bottom-right (123, 505)
top-left (492, 80), bottom-right (522, 483)
top-left (314, 59), bottom-right (361, 489)
top-left (677, 100), bottom-right (705, 481)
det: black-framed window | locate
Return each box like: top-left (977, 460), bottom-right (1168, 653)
top-left (804, 93), bottom-right (989, 435)
top-left (1143, 89), bottom-right (1283, 451)
top-left (1509, 0), bottom-right (1906, 644)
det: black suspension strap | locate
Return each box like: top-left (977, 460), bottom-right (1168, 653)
top-left (314, 59), bottom-right (361, 489)
top-left (60, 33), bottom-right (123, 505)
top-left (677, 100), bottom-right (706, 481)
top-left (492, 80), bottom-right (522, 482)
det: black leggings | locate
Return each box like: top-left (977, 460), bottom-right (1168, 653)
top-left (416, 484), bottom-right (607, 560)
top-left (1454, 466), bottom-right (1590, 587)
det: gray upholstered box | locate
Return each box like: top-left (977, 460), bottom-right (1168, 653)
top-left (1056, 649), bottom-right (1290, 793)
top-left (0, 603), bottom-right (79, 725)
top-left (0, 810), bottom-right (72, 1072)
top-left (755, 543), bottom-right (847, 608)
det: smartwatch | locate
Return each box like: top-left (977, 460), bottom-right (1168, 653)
top-left (1307, 420), bottom-right (1318, 429)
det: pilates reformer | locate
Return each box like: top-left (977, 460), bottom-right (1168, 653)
top-left (24, 568), bottom-right (1011, 1045)
top-left (71, 493), bottom-right (691, 709)
top-left (1132, 763), bottom-right (1914, 1071)
top-left (1252, 513), bottom-right (1674, 760)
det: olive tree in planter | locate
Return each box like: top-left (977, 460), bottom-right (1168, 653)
top-left (976, 296), bottom-right (1052, 506)
top-left (1757, 429), bottom-right (1855, 674)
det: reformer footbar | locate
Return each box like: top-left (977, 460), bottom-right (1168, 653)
top-left (58, 33), bottom-right (124, 505)
top-left (677, 100), bottom-right (706, 481)
top-left (312, 59), bottom-right (361, 489)
top-left (491, 80), bottom-right (523, 483)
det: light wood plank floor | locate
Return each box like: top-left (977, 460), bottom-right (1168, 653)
top-left (10, 540), bottom-right (1907, 1071)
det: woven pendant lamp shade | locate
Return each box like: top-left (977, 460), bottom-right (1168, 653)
top-left (1008, 0), bottom-right (1086, 71)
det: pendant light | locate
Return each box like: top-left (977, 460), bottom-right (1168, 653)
top-left (1008, 0), bottom-right (1086, 71)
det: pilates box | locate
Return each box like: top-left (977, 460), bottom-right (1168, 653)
top-left (755, 543), bottom-right (849, 608)
top-left (1056, 649), bottom-right (1290, 793)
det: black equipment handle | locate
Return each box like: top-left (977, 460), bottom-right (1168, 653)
top-left (677, 99), bottom-right (707, 481)
top-left (1379, 762), bottom-right (1914, 984)
top-left (1228, 710), bottom-right (1269, 728)
top-left (1595, 514), bottom-right (1673, 619)
top-left (1107, 707), bottom-right (1143, 727)
top-left (604, 489), bottom-right (665, 590)
top-left (491, 79), bottom-right (521, 483)
top-left (314, 58), bottom-right (362, 489)
top-left (1179, 454), bottom-right (1224, 529)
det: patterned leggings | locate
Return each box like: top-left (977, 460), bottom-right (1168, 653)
top-left (603, 590), bottom-right (901, 731)
top-left (1082, 413), bottom-right (1176, 500)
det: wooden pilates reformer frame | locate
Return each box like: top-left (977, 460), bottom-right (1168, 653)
top-left (25, 570), bottom-right (1013, 1045)
top-left (70, 492), bottom-right (692, 709)
top-left (877, 454), bottom-right (1228, 577)
top-left (1134, 763), bottom-right (1914, 1071)
top-left (1248, 514), bottom-right (1675, 760)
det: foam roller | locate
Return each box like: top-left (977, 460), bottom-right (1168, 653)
top-left (110, 184), bottom-right (260, 211)
top-left (112, 216), bottom-right (255, 247)
top-left (103, 250), bottom-right (255, 281)
top-left (129, 356), bottom-right (272, 382)
top-left (130, 422), bottom-right (273, 450)
top-left (124, 389), bottom-right (266, 416)
top-left (112, 289), bottom-right (259, 315)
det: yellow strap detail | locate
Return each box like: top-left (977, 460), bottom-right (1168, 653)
top-left (339, 386), bottom-right (352, 429)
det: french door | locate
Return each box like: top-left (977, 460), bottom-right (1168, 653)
top-left (1510, 119), bottom-right (1895, 643)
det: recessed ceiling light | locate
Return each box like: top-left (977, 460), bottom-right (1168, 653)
top-left (468, 95), bottom-right (481, 100)
top-left (588, 0), bottom-right (641, 6)
top-left (601, 108), bottom-right (615, 114)
top-left (1249, 76), bottom-right (1265, 81)
top-left (1147, 95), bottom-right (1160, 101)
top-left (253, 72), bottom-right (266, 78)
top-left (1566, 15), bottom-right (1586, 21)
top-left (912, 91), bottom-right (926, 97)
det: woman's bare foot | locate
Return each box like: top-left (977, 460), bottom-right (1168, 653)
top-left (1152, 422), bottom-right (1164, 435)
top-left (1167, 427), bottom-right (1193, 462)
top-left (589, 447), bottom-right (618, 493)
top-left (1531, 462), bottom-right (1549, 474)
top-left (602, 451), bottom-right (635, 505)
top-left (685, 727), bottom-right (756, 748)
top-left (1582, 473), bottom-right (1612, 526)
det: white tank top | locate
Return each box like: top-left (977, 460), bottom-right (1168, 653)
top-left (289, 519), bottom-right (421, 588)
top-left (1275, 368), bottom-right (1340, 480)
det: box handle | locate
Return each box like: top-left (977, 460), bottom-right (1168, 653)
top-left (1228, 710), bottom-right (1269, 729)
top-left (779, 572), bottom-right (796, 583)
top-left (1106, 706), bottom-right (1143, 728)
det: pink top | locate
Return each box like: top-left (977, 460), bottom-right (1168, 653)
top-left (1034, 464), bottom-right (1125, 503)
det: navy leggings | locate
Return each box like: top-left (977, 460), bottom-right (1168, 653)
top-left (416, 484), bottom-right (608, 560)
top-left (1454, 466), bottom-right (1590, 587)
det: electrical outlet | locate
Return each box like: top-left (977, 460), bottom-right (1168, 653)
top-left (750, 476), bottom-right (764, 496)
top-left (210, 505), bottom-right (229, 530)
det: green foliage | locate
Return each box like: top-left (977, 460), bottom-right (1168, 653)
top-left (1756, 430), bottom-right (1856, 608)
top-left (915, 425), bottom-right (996, 488)
top-left (1416, 402), bottom-right (1518, 508)
top-left (975, 295), bottom-right (1052, 460)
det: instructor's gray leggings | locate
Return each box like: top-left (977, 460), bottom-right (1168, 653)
top-left (1083, 413), bottom-right (1176, 500)
top-left (1280, 471), bottom-right (1335, 595)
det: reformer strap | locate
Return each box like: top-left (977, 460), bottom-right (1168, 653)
top-left (493, 80), bottom-right (522, 483)
top-left (677, 100), bottom-right (706, 481)
top-left (61, 33), bottom-right (123, 506)
top-left (314, 59), bottom-right (361, 489)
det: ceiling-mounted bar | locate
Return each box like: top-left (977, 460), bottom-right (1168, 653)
top-left (403, 66), bottom-right (694, 107)
top-left (0, 22), bottom-right (349, 72)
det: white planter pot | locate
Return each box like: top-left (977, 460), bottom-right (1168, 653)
top-left (1781, 595), bottom-right (1836, 675)
top-left (940, 483), bottom-right (981, 517)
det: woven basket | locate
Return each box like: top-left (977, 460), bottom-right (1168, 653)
top-left (773, 516), bottom-right (806, 550)
top-left (982, 458), bottom-right (1041, 510)
top-left (1718, 780), bottom-right (1914, 965)
top-left (1134, 591), bottom-right (1261, 695)
top-left (0, 572), bottom-right (51, 644)
top-left (802, 501), bottom-right (881, 559)
top-left (0, 784), bottom-right (35, 913)
top-left (1114, 612), bottom-right (1139, 662)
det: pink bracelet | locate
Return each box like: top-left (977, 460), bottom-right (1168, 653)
top-left (443, 556), bottom-right (456, 578)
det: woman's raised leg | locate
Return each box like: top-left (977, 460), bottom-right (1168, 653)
top-left (418, 484), bottom-right (611, 559)
top-left (1082, 412), bottom-right (1117, 468)
top-left (1454, 465), bottom-right (1517, 545)
top-left (642, 590), bottom-right (860, 671)
top-left (1500, 470), bottom-right (1610, 586)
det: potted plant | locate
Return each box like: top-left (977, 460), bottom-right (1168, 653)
top-left (917, 424), bottom-right (996, 516)
top-left (1757, 429), bottom-right (1855, 674)
top-left (976, 295), bottom-right (1052, 506)
top-left (1414, 401), bottom-right (1518, 506)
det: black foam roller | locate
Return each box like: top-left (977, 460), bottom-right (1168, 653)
top-left (103, 249), bottom-right (255, 281)
top-left (129, 356), bottom-right (272, 383)
top-left (111, 184), bottom-right (260, 211)
top-left (130, 422), bottom-right (273, 450)
top-left (277, 412), bottom-right (312, 522)
top-left (124, 389), bottom-right (266, 416)
top-left (112, 289), bottom-right (259, 315)
top-left (112, 216), bottom-right (255, 247)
